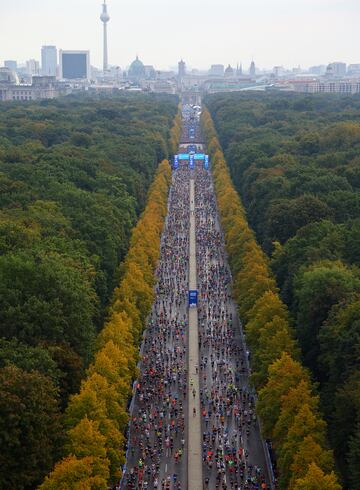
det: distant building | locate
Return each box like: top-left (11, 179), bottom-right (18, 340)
top-left (41, 46), bottom-right (57, 77)
top-left (249, 60), bottom-right (256, 77)
top-left (293, 79), bottom-right (360, 94)
top-left (224, 64), bottom-right (234, 77)
top-left (178, 59), bottom-right (186, 79)
top-left (209, 64), bottom-right (224, 76)
top-left (59, 50), bottom-right (90, 80)
top-left (273, 66), bottom-right (285, 78)
top-left (4, 60), bottom-right (17, 71)
top-left (107, 65), bottom-right (122, 79)
top-left (26, 59), bottom-right (40, 76)
top-left (0, 76), bottom-right (60, 101)
top-left (236, 63), bottom-right (243, 76)
top-left (141, 79), bottom-right (177, 94)
top-left (309, 65), bottom-right (327, 75)
top-left (327, 62), bottom-right (347, 77)
top-left (348, 64), bottom-right (360, 76)
top-left (204, 78), bottom-right (254, 93)
top-left (0, 67), bottom-right (19, 85)
top-left (144, 65), bottom-right (156, 79)
top-left (128, 56), bottom-right (146, 82)
top-left (157, 70), bottom-right (176, 80)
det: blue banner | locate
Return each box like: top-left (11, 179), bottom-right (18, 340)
top-left (194, 153), bottom-right (205, 160)
top-left (189, 154), bottom-right (195, 169)
top-left (173, 155), bottom-right (179, 169)
top-left (204, 155), bottom-right (209, 169)
top-left (178, 153), bottom-right (190, 160)
top-left (189, 290), bottom-right (198, 306)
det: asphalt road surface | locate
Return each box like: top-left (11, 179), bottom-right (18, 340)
top-left (120, 107), bottom-right (272, 490)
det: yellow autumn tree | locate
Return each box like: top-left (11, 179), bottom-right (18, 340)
top-left (235, 262), bottom-right (277, 320)
top-left (39, 455), bottom-right (109, 490)
top-left (289, 436), bottom-right (335, 489)
top-left (67, 417), bottom-right (108, 460)
top-left (273, 380), bottom-right (319, 445)
top-left (251, 316), bottom-right (298, 387)
top-left (246, 291), bottom-right (290, 348)
top-left (257, 353), bottom-right (310, 437)
top-left (87, 342), bottom-right (133, 401)
top-left (277, 403), bottom-right (327, 488)
top-left (293, 462), bottom-right (342, 490)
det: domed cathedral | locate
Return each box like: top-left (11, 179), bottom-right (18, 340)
top-left (224, 64), bottom-right (234, 77)
top-left (128, 56), bottom-right (146, 82)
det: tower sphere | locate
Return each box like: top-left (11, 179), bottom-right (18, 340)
top-left (100, 11), bottom-right (110, 23)
top-left (100, 2), bottom-right (110, 23)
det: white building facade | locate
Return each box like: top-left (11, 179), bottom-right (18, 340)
top-left (41, 46), bottom-right (58, 77)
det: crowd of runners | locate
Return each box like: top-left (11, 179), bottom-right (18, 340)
top-left (121, 165), bottom-right (190, 489)
top-left (120, 106), bottom-right (271, 489)
top-left (195, 166), bottom-right (269, 489)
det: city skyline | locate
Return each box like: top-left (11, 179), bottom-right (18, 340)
top-left (1, 0), bottom-right (359, 71)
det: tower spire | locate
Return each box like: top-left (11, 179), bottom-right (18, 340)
top-left (100, 1), bottom-right (110, 73)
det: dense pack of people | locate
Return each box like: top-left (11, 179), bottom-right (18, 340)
top-left (121, 166), bottom-right (190, 489)
top-left (121, 107), bottom-right (270, 489)
top-left (195, 166), bottom-right (269, 490)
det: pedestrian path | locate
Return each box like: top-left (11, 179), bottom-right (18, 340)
top-left (187, 178), bottom-right (203, 490)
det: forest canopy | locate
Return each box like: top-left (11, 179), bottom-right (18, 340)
top-left (206, 92), bottom-right (360, 489)
top-left (0, 93), bottom-right (178, 489)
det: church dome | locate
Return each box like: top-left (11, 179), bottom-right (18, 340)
top-left (225, 64), bottom-right (234, 77)
top-left (128, 56), bottom-right (146, 81)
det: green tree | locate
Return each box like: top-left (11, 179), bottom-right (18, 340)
top-left (294, 260), bottom-right (360, 372)
top-left (0, 252), bottom-right (97, 360)
top-left (0, 365), bottom-right (63, 490)
top-left (265, 194), bottom-right (332, 245)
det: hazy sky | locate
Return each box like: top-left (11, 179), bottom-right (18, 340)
top-left (1, 0), bottom-right (359, 71)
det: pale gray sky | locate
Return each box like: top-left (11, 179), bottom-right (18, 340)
top-left (1, 0), bottom-right (359, 70)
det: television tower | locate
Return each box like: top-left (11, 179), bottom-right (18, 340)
top-left (100, 1), bottom-right (110, 73)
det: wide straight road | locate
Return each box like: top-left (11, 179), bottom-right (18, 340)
top-left (120, 105), bottom-right (272, 490)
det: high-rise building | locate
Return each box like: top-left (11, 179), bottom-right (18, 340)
top-left (327, 62), bottom-right (347, 77)
top-left (249, 60), bottom-right (256, 77)
top-left (26, 59), bottom-right (40, 76)
top-left (100, 1), bottom-right (110, 73)
top-left (41, 46), bottom-right (57, 76)
top-left (178, 59), bottom-right (186, 79)
top-left (4, 60), bottom-right (17, 71)
top-left (59, 50), bottom-right (90, 80)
